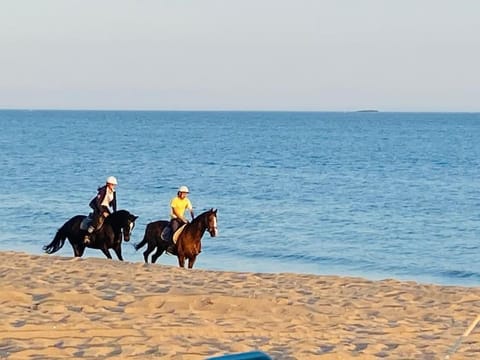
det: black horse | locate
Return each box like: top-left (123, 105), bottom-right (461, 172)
top-left (43, 210), bottom-right (138, 261)
top-left (135, 208), bottom-right (218, 268)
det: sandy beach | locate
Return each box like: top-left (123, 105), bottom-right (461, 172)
top-left (1, 252), bottom-right (480, 359)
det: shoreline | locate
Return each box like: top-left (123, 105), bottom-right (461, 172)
top-left (1, 251), bottom-right (480, 359)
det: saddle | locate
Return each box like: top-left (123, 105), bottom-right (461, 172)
top-left (79, 213), bottom-right (104, 232)
top-left (161, 224), bottom-right (187, 244)
top-left (80, 213), bottom-right (93, 231)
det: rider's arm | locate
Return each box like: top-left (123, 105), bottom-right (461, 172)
top-left (187, 199), bottom-right (194, 221)
top-left (111, 191), bottom-right (117, 213)
top-left (172, 207), bottom-right (188, 222)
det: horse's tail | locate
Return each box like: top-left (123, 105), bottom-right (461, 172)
top-left (43, 224), bottom-right (68, 254)
top-left (135, 221), bottom-right (155, 251)
top-left (134, 236), bottom-right (147, 251)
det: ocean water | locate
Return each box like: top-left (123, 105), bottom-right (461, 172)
top-left (1, 110), bottom-right (480, 286)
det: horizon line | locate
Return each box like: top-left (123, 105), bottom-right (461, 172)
top-left (1, 107), bottom-right (480, 114)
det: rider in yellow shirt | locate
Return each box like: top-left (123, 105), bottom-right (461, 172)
top-left (168, 185), bottom-right (195, 242)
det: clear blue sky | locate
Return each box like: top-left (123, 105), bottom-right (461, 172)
top-left (1, 0), bottom-right (479, 111)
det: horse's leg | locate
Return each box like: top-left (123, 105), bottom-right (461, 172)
top-left (177, 255), bottom-right (186, 268)
top-left (70, 239), bottom-right (85, 257)
top-left (76, 245), bottom-right (86, 257)
top-left (72, 244), bottom-right (80, 257)
top-left (113, 246), bottom-right (124, 261)
top-left (143, 240), bottom-right (156, 263)
top-left (188, 256), bottom-right (196, 269)
top-left (101, 248), bottom-right (113, 259)
top-left (151, 243), bottom-right (166, 264)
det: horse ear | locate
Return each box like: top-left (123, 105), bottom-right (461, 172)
top-left (213, 208), bottom-right (217, 214)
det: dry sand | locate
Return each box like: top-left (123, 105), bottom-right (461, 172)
top-left (1, 251), bottom-right (480, 359)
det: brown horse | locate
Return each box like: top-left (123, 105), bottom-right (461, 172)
top-left (135, 208), bottom-right (218, 268)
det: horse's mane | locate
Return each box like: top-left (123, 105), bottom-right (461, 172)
top-left (191, 208), bottom-right (216, 225)
top-left (105, 210), bottom-right (131, 226)
top-left (112, 209), bottom-right (130, 218)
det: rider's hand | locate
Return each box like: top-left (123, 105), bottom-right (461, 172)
top-left (103, 212), bottom-right (109, 217)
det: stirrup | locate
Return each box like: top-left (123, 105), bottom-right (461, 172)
top-left (83, 235), bottom-right (91, 245)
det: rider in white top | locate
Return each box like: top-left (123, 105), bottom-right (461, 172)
top-left (84, 176), bottom-right (118, 245)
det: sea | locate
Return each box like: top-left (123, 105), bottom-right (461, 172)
top-left (1, 110), bottom-right (480, 287)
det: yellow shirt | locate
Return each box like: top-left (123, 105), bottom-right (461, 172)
top-left (170, 196), bottom-right (192, 220)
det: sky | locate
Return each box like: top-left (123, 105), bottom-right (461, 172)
top-left (1, 0), bottom-right (479, 112)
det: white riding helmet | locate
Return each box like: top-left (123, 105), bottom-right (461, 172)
top-left (106, 176), bottom-right (118, 185)
top-left (178, 185), bottom-right (189, 193)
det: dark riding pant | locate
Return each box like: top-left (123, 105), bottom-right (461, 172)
top-left (170, 218), bottom-right (185, 234)
top-left (87, 206), bottom-right (110, 234)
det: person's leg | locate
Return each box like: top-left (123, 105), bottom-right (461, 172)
top-left (170, 219), bottom-right (180, 236)
top-left (170, 218), bottom-right (186, 242)
top-left (166, 219), bottom-right (182, 254)
top-left (84, 210), bottom-right (101, 244)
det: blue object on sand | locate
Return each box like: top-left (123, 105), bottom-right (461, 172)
top-left (206, 350), bottom-right (271, 359)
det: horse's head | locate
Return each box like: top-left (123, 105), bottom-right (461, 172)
top-left (110, 210), bottom-right (138, 242)
top-left (205, 208), bottom-right (218, 237)
top-left (122, 212), bottom-right (138, 242)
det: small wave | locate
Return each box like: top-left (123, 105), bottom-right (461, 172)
top-left (211, 246), bottom-right (357, 268)
top-left (440, 269), bottom-right (480, 280)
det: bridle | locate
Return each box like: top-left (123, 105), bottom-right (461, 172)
top-left (207, 212), bottom-right (218, 237)
top-left (122, 218), bottom-right (136, 241)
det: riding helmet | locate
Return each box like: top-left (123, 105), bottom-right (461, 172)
top-left (106, 176), bottom-right (118, 185)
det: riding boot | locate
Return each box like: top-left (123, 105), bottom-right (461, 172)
top-left (167, 244), bottom-right (176, 255)
top-left (84, 226), bottom-right (94, 245)
top-left (86, 210), bottom-right (102, 245)
top-left (166, 235), bottom-right (176, 254)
